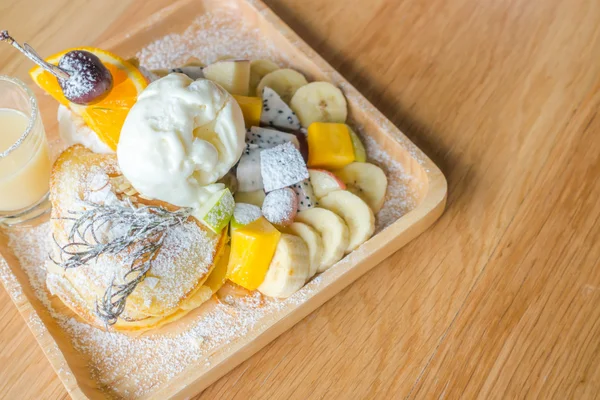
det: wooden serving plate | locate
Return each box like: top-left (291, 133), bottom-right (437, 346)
top-left (0, 0), bottom-right (447, 398)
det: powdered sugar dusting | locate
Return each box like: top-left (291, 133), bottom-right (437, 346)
top-left (137, 11), bottom-right (280, 69)
top-left (262, 188), bottom-right (296, 225)
top-left (362, 134), bottom-right (421, 231)
top-left (233, 203), bottom-right (262, 225)
top-left (2, 223), bottom-right (323, 398)
top-left (260, 142), bottom-right (309, 192)
top-left (0, 256), bottom-right (23, 302)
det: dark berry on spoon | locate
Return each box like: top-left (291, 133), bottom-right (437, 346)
top-left (58, 50), bottom-right (113, 105)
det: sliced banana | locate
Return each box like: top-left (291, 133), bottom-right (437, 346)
top-left (333, 162), bottom-right (388, 213)
top-left (319, 190), bottom-right (375, 253)
top-left (295, 207), bottom-right (349, 272)
top-left (256, 68), bottom-right (308, 103)
top-left (250, 59), bottom-right (280, 96)
top-left (290, 81), bottom-right (348, 127)
top-left (257, 233), bottom-right (310, 298)
top-left (285, 222), bottom-right (323, 280)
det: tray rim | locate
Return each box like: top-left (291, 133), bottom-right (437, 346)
top-left (0, 0), bottom-right (448, 398)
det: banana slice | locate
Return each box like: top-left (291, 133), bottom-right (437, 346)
top-left (319, 190), bottom-right (375, 253)
top-left (257, 233), bottom-right (310, 298)
top-left (250, 59), bottom-right (279, 96)
top-left (285, 222), bottom-right (323, 280)
top-left (290, 82), bottom-right (348, 127)
top-left (295, 207), bottom-right (349, 272)
top-left (256, 68), bottom-right (308, 103)
top-left (333, 162), bottom-right (388, 213)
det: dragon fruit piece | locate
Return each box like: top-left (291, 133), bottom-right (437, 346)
top-left (261, 87), bottom-right (302, 131)
top-left (247, 126), bottom-right (300, 150)
top-left (260, 142), bottom-right (309, 192)
top-left (237, 148), bottom-right (263, 192)
top-left (291, 179), bottom-right (317, 212)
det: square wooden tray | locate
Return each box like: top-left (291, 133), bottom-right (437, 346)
top-left (0, 0), bottom-right (447, 398)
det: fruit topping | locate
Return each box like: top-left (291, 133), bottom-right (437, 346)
top-left (152, 57), bottom-right (205, 79)
top-left (233, 95), bottom-right (262, 127)
top-left (257, 233), bottom-right (310, 298)
top-left (227, 216), bottom-right (281, 290)
top-left (203, 245), bottom-right (231, 294)
top-left (290, 82), bottom-right (348, 127)
top-left (348, 126), bottom-right (367, 162)
top-left (295, 207), bottom-right (349, 272)
top-left (284, 222), bottom-right (323, 280)
top-left (28, 46), bottom-right (147, 150)
top-left (333, 162), bottom-right (388, 213)
top-left (232, 202), bottom-right (263, 228)
top-left (308, 169), bottom-right (346, 198)
top-left (307, 122), bottom-right (355, 169)
top-left (260, 142), bottom-right (309, 192)
top-left (262, 188), bottom-right (298, 227)
top-left (250, 59), bottom-right (279, 96)
top-left (236, 148), bottom-right (263, 192)
top-left (193, 188), bottom-right (235, 233)
top-left (256, 68), bottom-right (308, 103)
top-left (168, 66), bottom-right (204, 80)
top-left (260, 87), bottom-right (302, 131)
top-left (234, 190), bottom-right (266, 207)
top-left (319, 190), bottom-right (375, 253)
top-left (247, 126), bottom-right (300, 149)
top-left (203, 59), bottom-right (250, 95)
top-left (57, 50), bottom-right (113, 105)
top-left (290, 179), bottom-right (318, 212)
top-left (1, 32), bottom-right (112, 105)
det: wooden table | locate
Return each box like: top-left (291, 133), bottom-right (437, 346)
top-left (2, 0), bottom-right (600, 398)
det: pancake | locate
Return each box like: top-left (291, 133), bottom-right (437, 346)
top-left (45, 145), bottom-right (227, 332)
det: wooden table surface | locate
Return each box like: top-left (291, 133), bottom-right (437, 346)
top-left (2, 0), bottom-right (600, 398)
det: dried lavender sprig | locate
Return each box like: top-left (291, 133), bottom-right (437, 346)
top-left (96, 239), bottom-right (162, 326)
top-left (51, 199), bottom-right (192, 325)
top-left (51, 199), bottom-right (191, 269)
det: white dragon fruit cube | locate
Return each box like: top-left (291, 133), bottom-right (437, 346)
top-left (260, 142), bottom-right (309, 192)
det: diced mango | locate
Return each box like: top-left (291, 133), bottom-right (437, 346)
top-left (227, 217), bottom-right (281, 290)
top-left (204, 244), bottom-right (230, 293)
top-left (233, 95), bottom-right (262, 128)
top-left (307, 122), bottom-right (355, 170)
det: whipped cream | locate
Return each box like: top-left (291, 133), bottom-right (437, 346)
top-left (57, 105), bottom-right (113, 154)
top-left (117, 74), bottom-right (246, 207)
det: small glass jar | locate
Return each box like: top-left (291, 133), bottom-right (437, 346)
top-left (0, 75), bottom-right (51, 227)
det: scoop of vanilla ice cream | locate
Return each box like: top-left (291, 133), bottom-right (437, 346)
top-left (117, 74), bottom-right (246, 207)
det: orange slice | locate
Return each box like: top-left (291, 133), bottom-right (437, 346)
top-left (30, 47), bottom-right (148, 150)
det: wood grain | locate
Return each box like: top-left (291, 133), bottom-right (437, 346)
top-left (1, 0), bottom-right (599, 398)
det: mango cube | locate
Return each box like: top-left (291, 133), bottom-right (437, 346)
top-left (233, 95), bottom-right (262, 128)
top-left (307, 122), bottom-right (355, 169)
top-left (204, 245), bottom-right (230, 294)
top-left (227, 217), bottom-right (281, 290)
